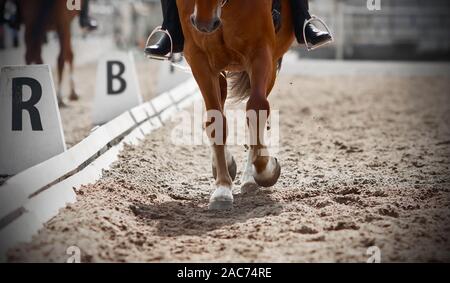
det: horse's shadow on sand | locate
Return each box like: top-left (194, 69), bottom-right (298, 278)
top-left (130, 190), bottom-right (283, 237)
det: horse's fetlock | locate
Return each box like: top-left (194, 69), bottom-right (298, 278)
top-left (247, 95), bottom-right (270, 113)
top-left (253, 155), bottom-right (270, 174)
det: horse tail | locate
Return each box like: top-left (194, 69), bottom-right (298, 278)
top-left (228, 58), bottom-right (283, 102)
top-left (32, 0), bottom-right (55, 43)
top-left (228, 71), bottom-right (251, 102)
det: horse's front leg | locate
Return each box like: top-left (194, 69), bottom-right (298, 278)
top-left (56, 23), bottom-right (79, 107)
top-left (56, 26), bottom-right (68, 107)
top-left (212, 75), bottom-right (237, 182)
top-left (187, 53), bottom-right (234, 210)
top-left (241, 47), bottom-right (281, 193)
top-left (65, 33), bottom-right (79, 101)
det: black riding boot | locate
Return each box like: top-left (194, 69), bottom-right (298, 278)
top-left (145, 0), bottom-right (184, 58)
top-left (79, 0), bottom-right (98, 31)
top-left (290, 0), bottom-right (332, 49)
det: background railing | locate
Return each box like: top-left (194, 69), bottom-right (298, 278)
top-left (310, 0), bottom-right (450, 60)
top-left (1, 0), bottom-right (449, 60)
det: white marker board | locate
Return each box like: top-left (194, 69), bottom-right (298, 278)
top-left (0, 65), bottom-right (66, 175)
top-left (92, 51), bottom-right (143, 125)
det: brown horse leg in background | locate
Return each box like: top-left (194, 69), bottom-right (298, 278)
top-left (51, 0), bottom-right (80, 104)
top-left (56, 11), bottom-right (79, 104)
top-left (177, 0), bottom-right (294, 210)
top-left (19, 0), bottom-right (79, 106)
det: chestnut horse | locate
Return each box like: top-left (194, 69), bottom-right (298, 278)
top-left (19, 0), bottom-right (80, 106)
top-left (176, 0), bottom-right (294, 210)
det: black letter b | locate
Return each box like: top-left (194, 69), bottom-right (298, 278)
top-left (107, 61), bottom-right (127, 95)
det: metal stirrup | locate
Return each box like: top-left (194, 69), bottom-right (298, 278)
top-left (302, 15), bottom-right (334, 51)
top-left (145, 26), bottom-right (174, 61)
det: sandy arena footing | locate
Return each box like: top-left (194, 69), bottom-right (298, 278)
top-left (7, 74), bottom-right (450, 263)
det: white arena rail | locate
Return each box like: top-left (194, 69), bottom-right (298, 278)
top-left (0, 78), bottom-right (201, 261)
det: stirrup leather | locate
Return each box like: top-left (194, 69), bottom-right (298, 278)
top-left (145, 26), bottom-right (174, 61)
top-left (302, 15), bottom-right (334, 51)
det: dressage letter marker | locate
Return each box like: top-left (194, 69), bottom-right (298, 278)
top-left (107, 61), bottom-right (127, 95)
top-left (12, 77), bottom-right (43, 131)
top-left (0, 65), bottom-right (66, 175)
top-left (93, 51), bottom-right (143, 125)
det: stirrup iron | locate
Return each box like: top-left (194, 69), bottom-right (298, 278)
top-left (303, 15), bottom-right (334, 51)
top-left (145, 26), bottom-right (174, 61)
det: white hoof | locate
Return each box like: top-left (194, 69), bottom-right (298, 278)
top-left (209, 186), bottom-right (233, 210)
top-left (241, 154), bottom-right (260, 194)
top-left (241, 171), bottom-right (259, 194)
top-left (241, 180), bottom-right (259, 194)
top-left (58, 98), bottom-right (67, 108)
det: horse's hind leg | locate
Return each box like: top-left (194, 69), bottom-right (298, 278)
top-left (56, 23), bottom-right (76, 106)
top-left (67, 48), bottom-right (79, 101)
top-left (24, 26), bottom-right (44, 65)
top-left (241, 48), bottom-right (281, 193)
top-left (56, 50), bottom-right (66, 107)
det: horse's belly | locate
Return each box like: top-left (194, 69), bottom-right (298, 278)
top-left (209, 46), bottom-right (246, 72)
top-left (208, 53), bottom-right (245, 73)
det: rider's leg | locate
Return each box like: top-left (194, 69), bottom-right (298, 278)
top-left (145, 0), bottom-right (184, 57)
top-left (290, 0), bottom-right (332, 48)
top-left (79, 0), bottom-right (98, 31)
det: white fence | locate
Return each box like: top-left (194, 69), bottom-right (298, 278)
top-left (334, 3), bottom-right (450, 59)
top-left (0, 77), bottom-right (201, 261)
top-left (306, 0), bottom-right (450, 59)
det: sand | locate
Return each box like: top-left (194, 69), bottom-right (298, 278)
top-left (7, 75), bottom-right (450, 263)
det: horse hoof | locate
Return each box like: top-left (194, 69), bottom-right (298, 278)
top-left (209, 186), bottom-right (233, 211)
top-left (254, 157), bottom-right (281, 188)
top-left (212, 156), bottom-right (237, 181)
top-left (209, 199), bottom-right (233, 211)
top-left (69, 92), bottom-right (79, 101)
top-left (241, 181), bottom-right (259, 194)
top-left (58, 98), bottom-right (67, 108)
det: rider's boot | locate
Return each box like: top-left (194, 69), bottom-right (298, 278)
top-left (79, 0), bottom-right (98, 31)
top-left (145, 0), bottom-right (184, 59)
top-left (303, 22), bottom-right (332, 49)
top-left (144, 30), bottom-right (184, 59)
top-left (291, 0), bottom-right (332, 50)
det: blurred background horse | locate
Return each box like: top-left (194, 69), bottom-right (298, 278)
top-left (1, 0), bottom-right (81, 106)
